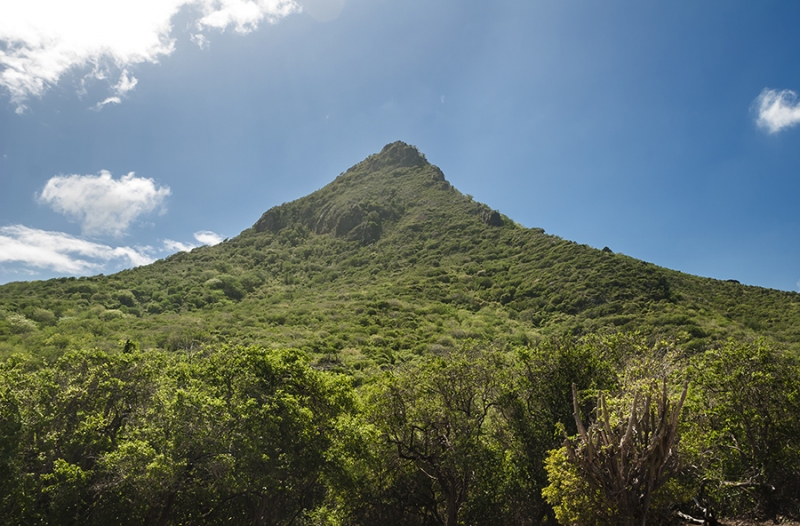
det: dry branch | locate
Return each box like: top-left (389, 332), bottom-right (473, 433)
top-left (565, 380), bottom-right (689, 526)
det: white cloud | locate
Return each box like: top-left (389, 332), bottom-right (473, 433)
top-left (94, 96), bottom-right (122, 110)
top-left (0, 225), bottom-right (153, 274)
top-left (38, 171), bottom-right (171, 237)
top-left (113, 69), bottom-right (138, 96)
top-left (0, 0), bottom-right (299, 111)
top-left (162, 230), bottom-right (222, 253)
top-left (755, 88), bottom-right (800, 134)
top-left (194, 230), bottom-right (224, 245)
top-left (190, 33), bottom-right (210, 49)
top-left (94, 69), bottom-right (138, 109)
top-left (195, 0), bottom-right (298, 32)
top-left (163, 239), bottom-right (196, 252)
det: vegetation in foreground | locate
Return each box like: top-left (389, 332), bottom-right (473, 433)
top-left (0, 335), bottom-right (798, 524)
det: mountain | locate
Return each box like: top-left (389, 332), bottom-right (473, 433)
top-left (2, 141), bottom-right (799, 368)
top-left (3, 142), bottom-right (800, 524)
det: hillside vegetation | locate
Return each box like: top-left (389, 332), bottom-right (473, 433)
top-left (2, 142), bottom-right (800, 369)
top-left (0, 142), bottom-right (799, 525)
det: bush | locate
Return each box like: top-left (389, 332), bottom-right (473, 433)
top-left (543, 446), bottom-right (611, 526)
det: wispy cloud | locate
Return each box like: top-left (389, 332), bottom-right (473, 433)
top-left (163, 239), bottom-right (196, 253)
top-left (94, 69), bottom-right (139, 109)
top-left (38, 171), bottom-right (171, 237)
top-left (0, 225), bottom-right (153, 274)
top-left (162, 230), bottom-right (224, 253)
top-left (0, 0), bottom-right (299, 112)
top-left (755, 88), bottom-right (800, 134)
top-left (195, 0), bottom-right (298, 32)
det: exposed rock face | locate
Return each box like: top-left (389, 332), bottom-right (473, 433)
top-left (347, 217), bottom-right (382, 245)
top-left (330, 204), bottom-right (364, 237)
top-left (255, 198), bottom-right (395, 243)
top-left (362, 141), bottom-right (427, 171)
top-left (255, 207), bottom-right (286, 233)
top-left (480, 208), bottom-right (504, 227)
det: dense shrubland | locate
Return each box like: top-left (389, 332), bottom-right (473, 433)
top-left (3, 145), bottom-right (800, 366)
top-left (0, 335), bottom-right (798, 525)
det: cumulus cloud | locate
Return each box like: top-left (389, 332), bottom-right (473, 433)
top-left (194, 230), bottom-right (224, 245)
top-left (0, 225), bottom-right (153, 274)
top-left (38, 171), bottom-right (171, 237)
top-left (0, 0), bottom-right (299, 111)
top-left (755, 88), bottom-right (800, 134)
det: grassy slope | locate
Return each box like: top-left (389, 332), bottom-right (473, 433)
top-left (2, 142), bottom-right (799, 374)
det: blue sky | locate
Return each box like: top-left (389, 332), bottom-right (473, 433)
top-left (2, 0), bottom-right (800, 291)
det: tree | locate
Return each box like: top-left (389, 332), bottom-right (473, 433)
top-left (101, 346), bottom-right (355, 525)
top-left (367, 347), bottom-right (505, 526)
top-left (500, 336), bottom-right (619, 523)
top-left (0, 346), bottom-right (356, 525)
top-left (683, 340), bottom-right (800, 518)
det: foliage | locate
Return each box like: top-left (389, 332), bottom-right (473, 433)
top-left (0, 346), bottom-right (354, 525)
top-left (363, 346), bottom-right (507, 526)
top-left (499, 335), bottom-right (619, 523)
top-left (0, 333), bottom-right (798, 524)
top-left (543, 446), bottom-right (611, 526)
top-left (682, 340), bottom-right (800, 519)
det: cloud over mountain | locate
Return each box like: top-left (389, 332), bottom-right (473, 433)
top-left (194, 230), bottom-right (223, 245)
top-left (163, 230), bottom-right (224, 253)
top-left (0, 225), bottom-right (153, 274)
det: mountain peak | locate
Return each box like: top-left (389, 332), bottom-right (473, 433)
top-left (363, 141), bottom-right (428, 170)
top-left (252, 141), bottom-right (455, 243)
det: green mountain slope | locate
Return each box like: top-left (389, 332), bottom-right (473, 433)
top-left (2, 141), bottom-right (799, 367)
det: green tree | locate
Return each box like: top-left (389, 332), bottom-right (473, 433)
top-left (500, 335), bottom-right (618, 523)
top-left (367, 347), bottom-right (505, 526)
top-left (100, 346), bottom-right (354, 525)
top-left (683, 340), bottom-right (800, 518)
top-left (0, 349), bottom-right (163, 524)
top-left (0, 346), bottom-right (356, 525)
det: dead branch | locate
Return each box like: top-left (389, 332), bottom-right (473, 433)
top-left (566, 380), bottom-right (689, 526)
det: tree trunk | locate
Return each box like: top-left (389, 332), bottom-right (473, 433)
top-left (441, 474), bottom-right (461, 526)
top-left (253, 493), bottom-right (270, 526)
top-left (445, 491), bottom-right (458, 526)
top-left (145, 491), bottom-right (177, 526)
